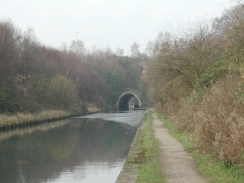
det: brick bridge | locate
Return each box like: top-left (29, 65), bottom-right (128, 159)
top-left (116, 88), bottom-right (142, 111)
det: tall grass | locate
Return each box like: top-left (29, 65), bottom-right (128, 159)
top-left (0, 110), bottom-right (70, 125)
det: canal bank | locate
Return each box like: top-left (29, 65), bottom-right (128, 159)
top-left (117, 109), bottom-right (244, 183)
top-left (116, 110), bottom-right (165, 183)
top-left (116, 109), bottom-right (210, 183)
top-left (0, 109), bottom-right (104, 132)
top-left (115, 117), bottom-right (144, 183)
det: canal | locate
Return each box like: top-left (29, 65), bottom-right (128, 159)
top-left (0, 110), bottom-right (145, 183)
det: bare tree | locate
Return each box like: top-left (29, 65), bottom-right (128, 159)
top-left (18, 28), bottom-right (39, 76)
top-left (130, 42), bottom-right (140, 58)
top-left (0, 19), bottom-right (20, 88)
top-left (145, 40), bottom-right (154, 59)
top-left (69, 40), bottom-right (86, 58)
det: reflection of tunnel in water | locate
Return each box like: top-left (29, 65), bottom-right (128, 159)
top-left (118, 94), bottom-right (139, 111)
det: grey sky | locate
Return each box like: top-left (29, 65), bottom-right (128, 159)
top-left (1, 0), bottom-right (233, 55)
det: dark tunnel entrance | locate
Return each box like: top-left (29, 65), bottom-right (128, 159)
top-left (117, 93), bottom-right (141, 111)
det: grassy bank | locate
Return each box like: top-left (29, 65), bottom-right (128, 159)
top-left (0, 106), bottom-right (105, 126)
top-left (0, 107), bottom-right (106, 132)
top-left (135, 111), bottom-right (164, 183)
top-left (117, 111), bottom-right (164, 183)
top-left (0, 110), bottom-right (70, 125)
top-left (157, 112), bottom-right (244, 183)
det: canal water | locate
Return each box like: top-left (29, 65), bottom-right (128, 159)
top-left (0, 110), bottom-right (145, 183)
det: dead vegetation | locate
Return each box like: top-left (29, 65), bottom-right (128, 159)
top-left (0, 110), bottom-right (69, 125)
top-left (169, 76), bottom-right (244, 164)
top-left (149, 2), bottom-right (244, 167)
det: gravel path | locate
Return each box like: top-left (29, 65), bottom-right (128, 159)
top-left (151, 111), bottom-right (209, 183)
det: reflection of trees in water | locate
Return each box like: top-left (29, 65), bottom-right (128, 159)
top-left (0, 118), bottom-right (137, 183)
top-left (0, 120), bottom-right (69, 143)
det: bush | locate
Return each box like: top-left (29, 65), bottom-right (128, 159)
top-left (170, 76), bottom-right (244, 163)
top-left (0, 87), bottom-right (20, 113)
top-left (194, 60), bottom-right (227, 90)
top-left (46, 75), bottom-right (78, 109)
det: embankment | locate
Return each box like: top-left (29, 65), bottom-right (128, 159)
top-left (116, 110), bottom-right (164, 183)
top-left (0, 109), bottom-right (104, 132)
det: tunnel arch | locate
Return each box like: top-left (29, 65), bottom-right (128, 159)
top-left (116, 89), bottom-right (142, 111)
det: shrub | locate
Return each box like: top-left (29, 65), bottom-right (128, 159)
top-left (170, 76), bottom-right (244, 163)
top-left (194, 60), bottom-right (227, 90)
top-left (0, 87), bottom-right (20, 113)
top-left (46, 75), bottom-right (78, 109)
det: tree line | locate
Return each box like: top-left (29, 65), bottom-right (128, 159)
top-left (148, 1), bottom-right (244, 107)
top-left (0, 20), bottom-right (148, 114)
top-left (148, 1), bottom-right (244, 165)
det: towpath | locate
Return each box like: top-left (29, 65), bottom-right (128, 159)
top-left (151, 110), bottom-right (209, 183)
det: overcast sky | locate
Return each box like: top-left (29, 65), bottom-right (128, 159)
top-left (1, 0), bottom-right (234, 55)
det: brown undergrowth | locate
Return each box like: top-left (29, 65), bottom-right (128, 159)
top-left (0, 110), bottom-right (70, 125)
top-left (159, 75), bottom-right (244, 165)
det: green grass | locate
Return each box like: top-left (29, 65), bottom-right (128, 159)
top-left (157, 112), bottom-right (244, 183)
top-left (135, 111), bottom-right (165, 183)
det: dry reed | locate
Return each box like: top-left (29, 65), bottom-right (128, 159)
top-left (0, 110), bottom-right (69, 125)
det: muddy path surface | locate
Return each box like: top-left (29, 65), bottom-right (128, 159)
top-left (151, 111), bottom-right (209, 183)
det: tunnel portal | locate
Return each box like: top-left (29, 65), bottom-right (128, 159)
top-left (116, 89), bottom-right (142, 111)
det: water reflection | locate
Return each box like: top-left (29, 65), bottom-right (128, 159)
top-left (46, 161), bottom-right (124, 183)
top-left (0, 111), bottom-right (144, 183)
top-left (79, 110), bottom-right (145, 126)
